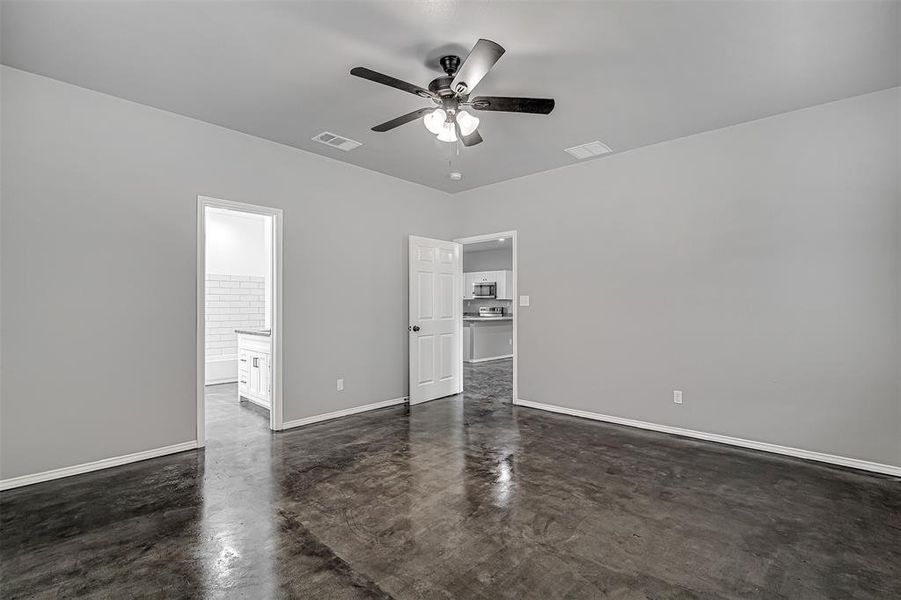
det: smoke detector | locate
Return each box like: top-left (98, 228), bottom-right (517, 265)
top-left (312, 131), bottom-right (362, 152)
top-left (564, 140), bottom-right (612, 160)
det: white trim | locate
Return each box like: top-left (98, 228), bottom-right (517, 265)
top-left (281, 396), bottom-right (408, 430)
top-left (515, 399), bottom-right (901, 477)
top-left (198, 196), bottom-right (285, 441)
top-left (196, 198), bottom-right (205, 446)
top-left (465, 354), bottom-right (514, 364)
top-left (454, 230), bottom-right (518, 403)
top-left (0, 441), bottom-right (199, 491)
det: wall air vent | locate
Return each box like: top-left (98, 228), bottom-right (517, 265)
top-left (312, 131), bottom-right (362, 152)
top-left (564, 140), bottom-right (613, 160)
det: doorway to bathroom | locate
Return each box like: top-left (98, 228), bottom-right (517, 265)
top-left (196, 196), bottom-right (283, 446)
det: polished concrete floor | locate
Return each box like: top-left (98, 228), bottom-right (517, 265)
top-left (2, 359), bottom-right (899, 598)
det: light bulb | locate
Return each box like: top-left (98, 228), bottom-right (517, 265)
top-left (455, 110), bottom-right (480, 136)
top-left (436, 122), bottom-right (458, 143)
top-left (423, 109), bottom-right (446, 135)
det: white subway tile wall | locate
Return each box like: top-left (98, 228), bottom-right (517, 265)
top-left (205, 274), bottom-right (266, 360)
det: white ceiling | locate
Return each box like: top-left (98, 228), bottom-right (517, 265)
top-left (464, 238), bottom-right (512, 254)
top-left (2, 1), bottom-right (898, 193)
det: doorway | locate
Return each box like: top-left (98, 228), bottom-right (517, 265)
top-left (455, 231), bottom-right (517, 404)
top-left (196, 196), bottom-right (284, 446)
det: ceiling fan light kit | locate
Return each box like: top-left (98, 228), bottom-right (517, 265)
top-left (455, 110), bottom-right (479, 136)
top-left (422, 108), bottom-right (479, 143)
top-left (423, 108), bottom-right (447, 135)
top-left (350, 38), bottom-right (555, 148)
top-left (436, 121), bottom-right (458, 143)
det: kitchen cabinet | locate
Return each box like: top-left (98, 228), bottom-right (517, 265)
top-left (237, 331), bottom-right (271, 409)
top-left (464, 320), bottom-right (513, 363)
top-left (495, 270), bottom-right (514, 300)
top-left (462, 270), bottom-right (513, 300)
top-left (463, 323), bottom-right (472, 361)
top-left (463, 272), bottom-right (475, 299)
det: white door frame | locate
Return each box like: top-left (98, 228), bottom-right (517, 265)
top-left (196, 195), bottom-right (285, 446)
top-left (454, 230), bottom-right (518, 404)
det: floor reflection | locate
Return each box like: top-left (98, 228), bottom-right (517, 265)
top-left (199, 384), bottom-right (276, 597)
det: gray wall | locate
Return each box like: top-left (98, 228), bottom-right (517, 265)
top-left (464, 248), bottom-right (512, 272)
top-left (2, 66), bottom-right (898, 480)
top-left (457, 88), bottom-right (901, 467)
top-left (0, 67), bottom-right (461, 479)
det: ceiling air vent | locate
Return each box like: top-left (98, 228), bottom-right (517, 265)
top-left (312, 131), bottom-right (362, 152)
top-left (564, 140), bottom-right (612, 160)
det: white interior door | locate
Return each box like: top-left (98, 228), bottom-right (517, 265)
top-left (409, 235), bottom-right (462, 405)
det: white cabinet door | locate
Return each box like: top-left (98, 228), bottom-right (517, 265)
top-left (496, 270), bottom-right (514, 300)
top-left (246, 352), bottom-right (271, 405)
top-left (248, 352), bottom-right (262, 398)
top-left (463, 273), bottom-right (475, 299)
top-left (258, 353), bottom-right (270, 402)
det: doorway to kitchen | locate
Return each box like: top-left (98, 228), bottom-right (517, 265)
top-left (196, 196), bottom-right (284, 446)
top-left (455, 231), bottom-right (517, 404)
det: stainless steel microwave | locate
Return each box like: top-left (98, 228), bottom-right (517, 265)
top-left (472, 281), bottom-right (497, 299)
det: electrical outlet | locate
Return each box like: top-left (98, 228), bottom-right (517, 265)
top-left (337, 378), bottom-right (344, 391)
top-left (673, 390), bottom-right (683, 404)
top-left (519, 295), bottom-right (530, 307)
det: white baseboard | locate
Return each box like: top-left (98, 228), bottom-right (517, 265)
top-left (514, 399), bottom-right (901, 477)
top-left (465, 354), bottom-right (514, 364)
top-left (0, 440), bottom-right (199, 491)
top-left (205, 355), bottom-right (237, 385)
top-left (281, 396), bottom-right (408, 430)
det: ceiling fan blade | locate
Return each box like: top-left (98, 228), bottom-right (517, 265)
top-left (372, 107), bottom-right (434, 132)
top-left (450, 39), bottom-right (505, 96)
top-left (350, 67), bottom-right (435, 99)
top-left (454, 120), bottom-right (483, 147)
top-left (470, 96), bottom-right (555, 115)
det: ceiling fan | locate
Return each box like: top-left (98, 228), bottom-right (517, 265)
top-left (350, 39), bottom-right (555, 147)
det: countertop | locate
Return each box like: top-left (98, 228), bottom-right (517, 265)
top-left (463, 316), bottom-right (513, 322)
top-left (235, 328), bottom-right (271, 337)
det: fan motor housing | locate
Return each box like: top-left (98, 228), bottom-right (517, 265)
top-left (428, 75), bottom-right (456, 98)
top-left (429, 55), bottom-right (463, 99)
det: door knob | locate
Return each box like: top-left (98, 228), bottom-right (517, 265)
top-left (412, 325), bottom-right (420, 332)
